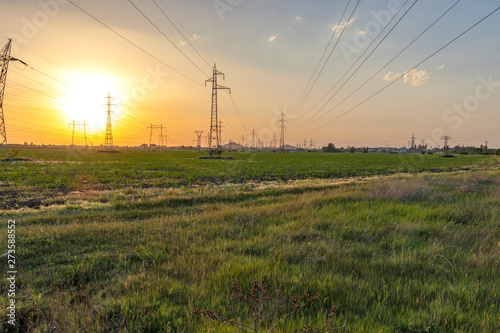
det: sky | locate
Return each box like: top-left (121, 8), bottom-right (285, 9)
top-left (1, 0), bottom-right (500, 148)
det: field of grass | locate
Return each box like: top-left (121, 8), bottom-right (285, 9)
top-left (0, 148), bottom-right (494, 209)
top-left (0, 149), bottom-right (499, 332)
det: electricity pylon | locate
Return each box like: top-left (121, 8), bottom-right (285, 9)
top-left (195, 130), bottom-right (203, 151)
top-left (442, 136), bottom-right (451, 154)
top-left (218, 120), bottom-right (224, 149)
top-left (205, 64), bottom-right (230, 157)
top-left (104, 93), bottom-right (115, 150)
top-left (251, 129), bottom-right (257, 149)
top-left (0, 39), bottom-right (27, 157)
top-left (147, 124), bottom-right (164, 150)
top-left (69, 121), bottom-right (89, 149)
top-left (278, 112), bottom-right (287, 152)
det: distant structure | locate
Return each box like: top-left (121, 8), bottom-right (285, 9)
top-left (251, 129), bottom-right (257, 149)
top-left (218, 120), bottom-right (224, 148)
top-left (195, 130), bottom-right (203, 151)
top-left (278, 112), bottom-right (287, 152)
top-left (205, 64), bottom-right (230, 156)
top-left (147, 124), bottom-right (165, 150)
top-left (0, 39), bottom-right (27, 156)
top-left (442, 136), bottom-right (451, 154)
top-left (69, 121), bottom-right (89, 149)
top-left (104, 93), bottom-right (115, 150)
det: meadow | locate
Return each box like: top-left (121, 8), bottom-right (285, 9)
top-left (0, 149), bottom-right (498, 332)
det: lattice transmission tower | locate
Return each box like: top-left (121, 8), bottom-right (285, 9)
top-left (442, 136), bottom-right (451, 154)
top-left (195, 130), bottom-right (203, 151)
top-left (68, 121), bottom-right (89, 149)
top-left (0, 39), bottom-right (27, 157)
top-left (278, 112), bottom-right (287, 152)
top-left (205, 64), bottom-right (230, 157)
top-left (104, 93), bottom-right (115, 150)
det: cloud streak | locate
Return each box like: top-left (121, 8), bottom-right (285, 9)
top-left (384, 69), bottom-right (430, 87)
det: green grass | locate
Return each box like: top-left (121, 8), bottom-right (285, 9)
top-left (0, 148), bottom-right (495, 210)
top-left (0, 149), bottom-right (499, 332)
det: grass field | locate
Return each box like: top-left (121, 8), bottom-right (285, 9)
top-left (0, 149), bottom-right (499, 332)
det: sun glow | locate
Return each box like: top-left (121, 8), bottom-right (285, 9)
top-left (60, 72), bottom-right (122, 132)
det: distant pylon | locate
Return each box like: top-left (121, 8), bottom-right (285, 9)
top-left (205, 64), bottom-right (230, 156)
top-left (104, 92), bottom-right (115, 150)
top-left (147, 124), bottom-right (164, 150)
top-left (218, 120), bottom-right (224, 149)
top-left (442, 136), bottom-right (451, 154)
top-left (278, 112), bottom-right (287, 152)
top-left (195, 130), bottom-right (203, 151)
top-left (251, 129), bottom-right (256, 149)
top-left (68, 121), bottom-right (89, 149)
top-left (0, 39), bottom-right (27, 157)
top-left (411, 134), bottom-right (415, 150)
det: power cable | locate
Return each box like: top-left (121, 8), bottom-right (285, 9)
top-left (304, 5), bottom-right (500, 133)
top-left (292, 0), bottom-right (362, 117)
top-left (151, 0), bottom-right (212, 69)
top-left (290, 0), bottom-right (353, 115)
top-left (300, 0), bottom-right (417, 127)
top-left (127, 0), bottom-right (209, 78)
top-left (299, 0), bottom-right (462, 131)
top-left (66, 0), bottom-right (202, 86)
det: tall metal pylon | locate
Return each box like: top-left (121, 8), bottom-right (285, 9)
top-left (442, 136), bottom-right (451, 154)
top-left (147, 124), bottom-right (164, 150)
top-left (195, 130), bottom-right (203, 151)
top-left (0, 39), bottom-right (27, 157)
top-left (104, 93), bottom-right (115, 150)
top-left (278, 112), bottom-right (287, 152)
top-left (251, 129), bottom-right (257, 149)
top-left (218, 120), bottom-right (224, 149)
top-left (68, 121), bottom-right (89, 149)
top-left (205, 64), bottom-right (230, 156)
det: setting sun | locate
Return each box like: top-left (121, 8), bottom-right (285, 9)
top-left (59, 72), bottom-right (121, 132)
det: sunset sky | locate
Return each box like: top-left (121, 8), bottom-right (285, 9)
top-left (1, 0), bottom-right (500, 148)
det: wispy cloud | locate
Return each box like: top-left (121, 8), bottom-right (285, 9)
top-left (191, 34), bottom-right (202, 40)
top-left (295, 16), bottom-right (303, 21)
top-left (268, 35), bottom-right (277, 42)
top-left (384, 69), bottom-right (430, 86)
top-left (332, 18), bottom-right (355, 36)
top-left (437, 64), bottom-right (445, 71)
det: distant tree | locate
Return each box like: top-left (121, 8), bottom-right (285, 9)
top-left (349, 146), bottom-right (356, 153)
top-left (363, 147), bottom-right (369, 154)
top-left (323, 143), bottom-right (339, 153)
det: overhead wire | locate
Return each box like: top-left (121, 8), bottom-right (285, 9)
top-left (127, 0), bottom-right (209, 78)
top-left (159, 0), bottom-right (216, 65)
top-left (151, 0), bottom-right (213, 69)
top-left (66, 0), bottom-right (202, 86)
top-left (299, 0), bottom-right (417, 128)
top-left (290, 0), bottom-right (353, 115)
top-left (304, 4), bottom-right (500, 133)
top-left (291, 0), bottom-right (362, 117)
top-left (299, 0), bottom-right (462, 132)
